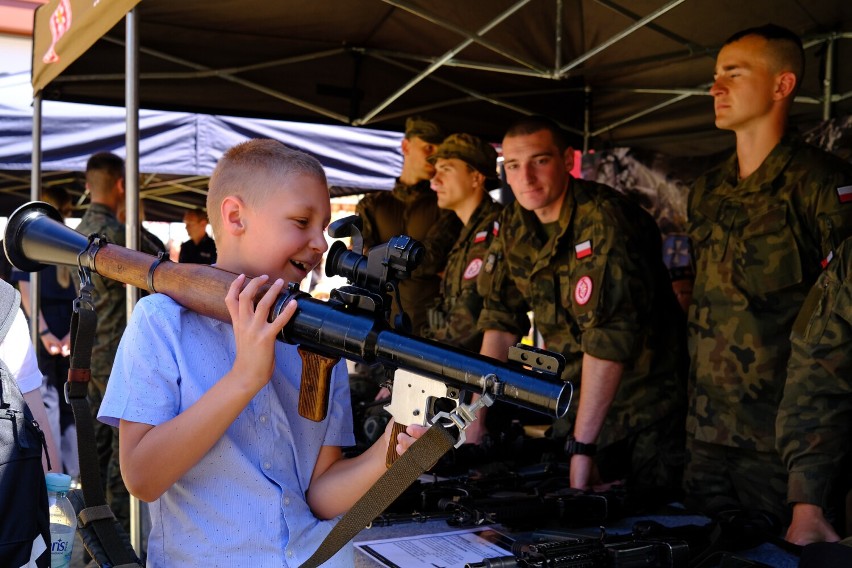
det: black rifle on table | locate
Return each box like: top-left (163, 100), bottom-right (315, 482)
top-left (467, 528), bottom-right (690, 568)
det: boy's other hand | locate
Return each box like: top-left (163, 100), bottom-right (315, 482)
top-left (393, 422), bottom-right (428, 456)
top-left (226, 274), bottom-right (298, 391)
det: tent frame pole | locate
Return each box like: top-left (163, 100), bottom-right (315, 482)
top-left (29, 92), bottom-right (42, 344)
top-left (823, 34), bottom-right (836, 121)
top-left (126, 7), bottom-right (143, 556)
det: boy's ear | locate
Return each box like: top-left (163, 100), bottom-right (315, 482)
top-left (221, 195), bottom-right (246, 235)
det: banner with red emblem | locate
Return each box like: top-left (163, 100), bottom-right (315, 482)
top-left (32, 0), bottom-right (140, 94)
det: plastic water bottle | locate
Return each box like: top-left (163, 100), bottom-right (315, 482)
top-left (46, 472), bottom-right (76, 568)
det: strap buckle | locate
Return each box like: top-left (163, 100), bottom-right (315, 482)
top-left (430, 387), bottom-right (495, 448)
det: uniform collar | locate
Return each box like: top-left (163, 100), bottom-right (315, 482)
top-left (459, 196), bottom-right (500, 241)
top-left (85, 202), bottom-right (118, 219)
top-left (719, 132), bottom-right (800, 193)
top-left (391, 178), bottom-right (433, 203)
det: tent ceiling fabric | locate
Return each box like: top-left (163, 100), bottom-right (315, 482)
top-left (35, 0), bottom-right (852, 157)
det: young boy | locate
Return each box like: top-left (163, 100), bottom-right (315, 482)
top-left (98, 139), bottom-right (424, 567)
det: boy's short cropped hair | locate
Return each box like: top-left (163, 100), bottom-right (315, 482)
top-left (206, 139), bottom-right (328, 238)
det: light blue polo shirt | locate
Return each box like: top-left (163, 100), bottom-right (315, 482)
top-left (100, 294), bottom-right (355, 567)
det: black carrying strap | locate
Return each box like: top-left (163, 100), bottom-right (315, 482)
top-left (299, 424), bottom-right (457, 568)
top-left (66, 271), bottom-right (141, 567)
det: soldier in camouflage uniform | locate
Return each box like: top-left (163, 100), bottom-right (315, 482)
top-left (425, 133), bottom-right (502, 353)
top-left (424, 133), bottom-right (504, 445)
top-left (478, 117), bottom-right (685, 493)
top-left (352, 117), bottom-right (462, 443)
top-left (75, 152), bottom-right (161, 532)
top-left (684, 25), bottom-right (852, 525)
top-left (776, 236), bottom-right (852, 545)
top-left (355, 116), bottom-right (462, 336)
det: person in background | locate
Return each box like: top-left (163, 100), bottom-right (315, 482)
top-left (684, 24), bottom-right (852, 526)
top-left (477, 116), bottom-right (685, 495)
top-left (0, 278), bottom-right (60, 474)
top-left (352, 117), bottom-right (463, 444)
top-left (776, 236), bottom-right (852, 545)
top-left (11, 186), bottom-right (78, 479)
top-left (179, 208), bottom-right (217, 264)
top-left (75, 152), bottom-right (162, 532)
top-left (355, 116), bottom-right (461, 335)
top-left (425, 133), bottom-right (514, 445)
top-left (425, 133), bottom-right (502, 353)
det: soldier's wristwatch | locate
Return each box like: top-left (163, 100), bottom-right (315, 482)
top-left (565, 436), bottom-right (597, 456)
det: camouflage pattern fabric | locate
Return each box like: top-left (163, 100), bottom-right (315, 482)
top-left (683, 437), bottom-right (790, 524)
top-left (75, 204), bottom-right (132, 381)
top-left (356, 179), bottom-right (462, 335)
top-left (425, 196), bottom-right (502, 352)
top-left (686, 136), bottom-right (852, 454)
top-left (477, 177), bottom-right (685, 450)
top-left (777, 236), bottom-right (852, 511)
top-left (75, 203), bottom-right (162, 532)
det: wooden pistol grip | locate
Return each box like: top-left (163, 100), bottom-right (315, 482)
top-left (385, 421), bottom-right (409, 468)
top-left (297, 347), bottom-right (340, 422)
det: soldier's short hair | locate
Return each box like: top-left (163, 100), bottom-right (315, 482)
top-left (504, 116), bottom-right (571, 152)
top-left (85, 152), bottom-right (125, 198)
top-left (725, 24), bottom-right (805, 90)
top-left (206, 139), bottom-right (327, 238)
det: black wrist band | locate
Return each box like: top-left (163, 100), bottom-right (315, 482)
top-left (565, 436), bottom-right (597, 456)
top-left (39, 328), bottom-right (51, 336)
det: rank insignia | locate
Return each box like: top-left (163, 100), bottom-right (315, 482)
top-left (484, 253), bottom-right (496, 274)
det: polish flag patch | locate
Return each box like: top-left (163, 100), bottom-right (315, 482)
top-left (474, 230), bottom-right (488, 243)
top-left (821, 250), bottom-right (835, 269)
top-left (838, 185), bottom-right (852, 204)
top-left (492, 221), bottom-right (500, 236)
top-left (574, 276), bottom-right (593, 305)
top-left (464, 258), bottom-right (483, 280)
top-left (575, 240), bottom-right (592, 259)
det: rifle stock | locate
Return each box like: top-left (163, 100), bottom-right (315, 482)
top-left (5, 202), bottom-right (571, 448)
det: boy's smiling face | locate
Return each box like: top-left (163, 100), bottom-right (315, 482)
top-left (224, 173), bottom-right (331, 285)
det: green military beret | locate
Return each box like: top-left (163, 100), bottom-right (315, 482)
top-left (404, 116), bottom-right (445, 144)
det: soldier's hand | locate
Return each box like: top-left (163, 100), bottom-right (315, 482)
top-left (569, 454), bottom-right (602, 491)
top-left (374, 386), bottom-right (391, 401)
top-left (786, 503), bottom-right (840, 546)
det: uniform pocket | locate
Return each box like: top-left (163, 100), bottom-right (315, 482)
top-left (732, 205), bottom-right (802, 296)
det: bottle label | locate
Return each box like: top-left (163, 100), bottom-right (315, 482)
top-left (50, 523), bottom-right (75, 568)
